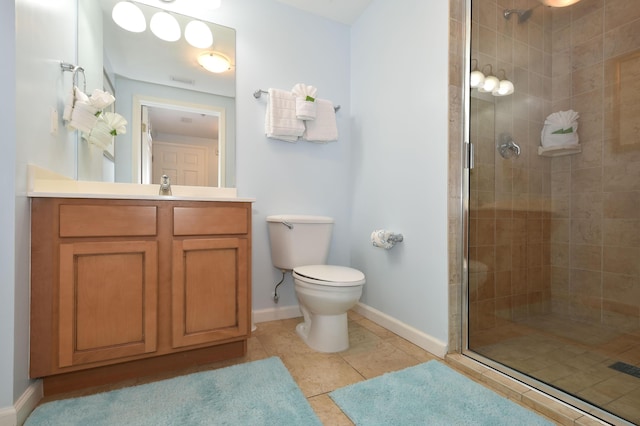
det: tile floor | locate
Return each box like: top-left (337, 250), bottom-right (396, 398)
top-left (470, 314), bottom-right (640, 425)
top-left (41, 310), bottom-right (617, 425)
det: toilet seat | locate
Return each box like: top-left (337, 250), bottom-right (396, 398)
top-left (293, 265), bottom-right (365, 287)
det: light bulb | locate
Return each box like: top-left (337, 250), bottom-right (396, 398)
top-left (470, 70), bottom-right (485, 88)
top-left (150, 12), bottom-right (181, 42)
top-left (493, 80), bottom-right (515, 96)
top-left (185, 20), bottom-right (213, 48)
top-left (112, 2), bottom-right (146, 33)
top-left (478, 75), bottom-right (499, 93)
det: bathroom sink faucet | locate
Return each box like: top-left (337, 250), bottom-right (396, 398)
top-left (159, 175), bottom-right (172, 196)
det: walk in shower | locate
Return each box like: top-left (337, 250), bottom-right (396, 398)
top-left (465, 0), bottom-right (640, 424)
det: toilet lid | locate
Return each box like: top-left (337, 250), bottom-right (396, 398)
top-left (293, 265), bottom-right (365, 287)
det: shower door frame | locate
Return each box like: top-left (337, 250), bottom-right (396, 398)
top-left (459, 1), bottom-right (633, 425)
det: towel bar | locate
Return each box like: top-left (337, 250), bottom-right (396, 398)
top-left (254, 88), bottom-right (340, 112)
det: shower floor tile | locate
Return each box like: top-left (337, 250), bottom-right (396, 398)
top-left (470, 313), bottom-right (640, 425)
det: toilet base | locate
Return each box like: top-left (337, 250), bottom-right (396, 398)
top-left (296, 312), bottom-right (349, 353)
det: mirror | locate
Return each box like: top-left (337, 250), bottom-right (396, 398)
top-left (77, 0), bottom-right (236, 187)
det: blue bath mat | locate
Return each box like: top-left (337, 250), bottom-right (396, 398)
top-left (330, 360), bottom-right (553, 425)
top-left (26, 357), bottom-right (321, 426)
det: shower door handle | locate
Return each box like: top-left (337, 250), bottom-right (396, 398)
top-left (465, 141), bottom-right (474, 170)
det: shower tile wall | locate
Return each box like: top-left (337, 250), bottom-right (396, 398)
top-left (468, 0), bottom-right (640, 334)
top-left (468, 0), bottom-right (554, 334)
top-left (448, 0), bottom-right (466, 353)
top-left (549, 0), bottom-right (640, 330)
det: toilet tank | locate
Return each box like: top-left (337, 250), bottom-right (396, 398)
top-left (266, 215), bottom-right (334, 270)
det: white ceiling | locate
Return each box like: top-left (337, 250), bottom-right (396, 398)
top-left (275, 0), bottom-right (372, 25)
top-left (148, 107), bottom-right (219, 140)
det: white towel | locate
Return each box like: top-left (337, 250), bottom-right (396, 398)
top-left (265, 88), bottom-right (305, 142)
top-left (295, 97), bottom-right (317, 121)
top-left (292, 83), bottom-right (318, 120)
top-left (541, 110), bottom-right (579, 148)
top-left (302, 99), bottom-right (338, 143)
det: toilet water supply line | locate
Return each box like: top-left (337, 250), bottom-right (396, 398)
top-left (273, 270), bottom-right (287, 303)
top-left (272, 221), bottom-right (292, 303)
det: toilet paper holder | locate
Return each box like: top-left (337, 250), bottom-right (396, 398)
top-left (371, 230), bottom-right (404, 249)
top-left (387, 233), bottom-right (404, 243)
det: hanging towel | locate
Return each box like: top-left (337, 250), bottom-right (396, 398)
top-left (292, 83), bottom-right (318, 120)
top-left (265, 88), bottom-right (305, 142)
top-left (302, 99), bottom-right (338, 143)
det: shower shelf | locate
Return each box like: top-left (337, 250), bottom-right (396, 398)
top-left (537, 144), bottom-right (582, 157)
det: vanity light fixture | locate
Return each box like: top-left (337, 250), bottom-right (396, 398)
top-left (204, 0), bottom-right (222, 9)
top-left (538, 0), bottom-right (581, 6)
top-left (469, 59), bottom-right (485, 89)
top-left (469, 62), bottom-right (514, 96)
top-left (197, 52), bottom-right (231, 73)
top-left (477, 65), bottom-right (499, 93)
top-left (185, 20), bottom-right (213, 48)
top-left (150, 11), bottom-right (181, 42)
top-left (492, 69), bottom-right (515, 96)
top-left (112, 1), bottom-right (146, 33)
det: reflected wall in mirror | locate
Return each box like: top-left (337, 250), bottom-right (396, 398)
top-left (77, 0), bottom-right (236, 187)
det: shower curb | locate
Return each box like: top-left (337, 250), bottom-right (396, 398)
top-left (445, 354), bottom-right (611, 426)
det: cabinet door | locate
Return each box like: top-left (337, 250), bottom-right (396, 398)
top-left (172, 238), bottom-right (249, 348)
top-left (58, 241), bottom-right (158, 367)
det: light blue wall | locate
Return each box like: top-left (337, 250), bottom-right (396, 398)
top-left (350, 0), bottom-right (450, 343)
top-left (3, 0), bottom-right (452, 414)
top-left (1, 0), bottom-right (78, 413)
top-left (213, 0), bottom-right (354, 309)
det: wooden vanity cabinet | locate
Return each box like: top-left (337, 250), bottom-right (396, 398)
top-left (30, 198), bottom-right (252, 394)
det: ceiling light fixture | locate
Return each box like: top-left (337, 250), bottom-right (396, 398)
top-left (185, 20), bottom-right (213, 48)
top-left (197, 52), bottom-right (231, 73)
top-left (150, 11), bottom-right (181, 42)
top-left (112, 1), bottom-right (146, 33)
top-left (538, 0), bottom-right (581, 6)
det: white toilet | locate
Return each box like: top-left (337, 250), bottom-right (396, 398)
top-left (266, 214), bottom-right (366, 352)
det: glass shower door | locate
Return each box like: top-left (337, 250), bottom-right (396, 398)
top-left (466, 1), bottom-right (640, 424)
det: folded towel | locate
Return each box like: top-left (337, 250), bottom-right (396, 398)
top-left (295, 97), bottom-right (317, 120)
top-left (265, 88), bottom-right (305, 142)
top-left (292, 83), bottom-right (318, 120)
top-left (541, 110), bottom-right (579, 148)
top-left (302, 99), bottom-right (338, 143)
top-left (68, 102), bottom-right (99, 133)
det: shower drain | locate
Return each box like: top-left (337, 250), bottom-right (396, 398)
top-left (609, 361), bottom-right (640, 379)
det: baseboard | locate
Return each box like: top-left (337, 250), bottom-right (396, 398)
top-left (252, 305), bottom-right (301, 325)
top-left (0, 380), bottom-right (43, 426)
top-left (353, 302), bottom-right (448, 358)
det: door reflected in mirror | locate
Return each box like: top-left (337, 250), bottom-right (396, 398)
top-left (139, 100), bottom-right (226, 187)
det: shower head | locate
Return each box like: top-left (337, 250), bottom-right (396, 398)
top-left (503, 9), bottom-right (533, 23)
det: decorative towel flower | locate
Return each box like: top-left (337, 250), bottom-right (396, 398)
top-left (102, 112), bottom-right (127, 135)
top-left (88, 89), bottom-right (116, 110)
top-left (292, 83), bottom-right (318, 100)
top-left (82, 112), bottom-right (127, 151)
